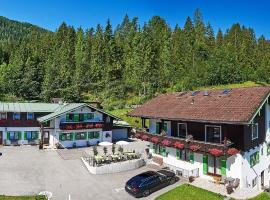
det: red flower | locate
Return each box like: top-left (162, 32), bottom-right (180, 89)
top-left (209, 148), bottom-right (224, 156)
top-left (174, 142), bottom-right (185, 149)
top-left (86, 124), bottom-right (94, 129)
top-left (151, 136), bottom-right (159, 144)
top-left (227, 148), bottom-right (239, 155)
top-left (189, 144), bottom-right (200, 152)
top-left (141, 135), bottom-right (149, 141)
top-left (95, 123), bottom-right (103, 128)
top-left (161, 139), bottom-right (171, 146)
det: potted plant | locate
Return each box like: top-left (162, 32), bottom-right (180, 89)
top-left (189, 176), bottom-right (195, 183)
top-left (93, 146), bottom-right (98, 156)
top-left (112, 144), bottom-right (116, 155)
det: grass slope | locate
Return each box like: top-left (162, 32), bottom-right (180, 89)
top-left (155, 184), bottom-right (225, 200)
top-left (249, 192), bottom-right (270, 200)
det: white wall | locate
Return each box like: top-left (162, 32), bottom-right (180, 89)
top-left (2, 127), bottom-right (40, 145)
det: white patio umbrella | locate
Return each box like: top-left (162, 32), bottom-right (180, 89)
top-left (98, 141), bottom-right (113, 146)
top-left (116, 141), bottom-right (129, 145)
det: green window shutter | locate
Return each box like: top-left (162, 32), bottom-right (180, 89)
top-left (156, 123), bottom-right (159, 134)
top-left (59, 133), bottom-right (63, 141)
top-left (88, 132), bottom-right (93, 139)
top-left (84, 113), bottom-right (88, 121)
top-left (7, 132), bottom-right (10, 140)
top-left (221, 159), bottom-right (226, 176)
top-left (95, 132), bottom-right (100, 139)
top-left (35, 132), bottom-right (39, 140)
top-left (189, 152), bottom-right (194, 164)
top-left (74, 114), bottom-right (79, 122)
top-left (153, 144), bottom-right (156, 153)
top-left (72, 133), bottom-right (75, 141)
top-left (18, 132), bottom-right (22, 140)
top-left (66, 114), bottom-right (70, 122)
top-left (203, 155), bottom-right (208, 175)
top-left (24, 132), bottom-right (27, 140)
top-left (162, 146), bottom-right (167, 157)
top-left (163, 123), bottom-right (167, 132)
top-left (256, 152), bottom-right (260, 164)
top-left (176, 149), bottom-right (180, 160)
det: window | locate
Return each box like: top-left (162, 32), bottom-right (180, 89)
top-left (178, 123), bottom-right (187, 138)
top-left (251, 123), bottom-right (258, 140)
top-left (25, 131), bottom-right (38, 140)
top-left (0, 112), bottom-right (7, 120)
top-left (27, 113), bottom-right (34, 120)
top-left (176, 149), bottom-right (186, 161)
top-left (205, 125), bottom-right (222, 143)
top-left (252, 177), bottom-right (257, 188)
top-left (250, 151), bottom-right (260, 167)
top-left (84, 113), bottom-right (94, 121)
top-left (66, 114), bottom-right (74, 122)
top-left (88, 131), bottom-right (100, 139)
top-left (9, 131), bottom-right (20, 140)
top-left (75, 132), bottom-right (87, 140)
top-left (13, 113), bottom-right (20, 120)
top-left (60, 133), bottom-right (73, 141)
top-left (267, 144), bottom-right (270, 156)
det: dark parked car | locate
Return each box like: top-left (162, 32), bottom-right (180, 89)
top-left (125, 170), bottom-right (177, 198)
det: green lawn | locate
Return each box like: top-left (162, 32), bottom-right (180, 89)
top-left (109, 108), bottom-right (147, 128)
top-left (0, 196), bottom-right (46, 200)
top-left (249, 192), bottom-right (270, 200)
top-left (155, 184), bottom-right (226, 200)
top-left (154, 184), bottom-right (270, 200)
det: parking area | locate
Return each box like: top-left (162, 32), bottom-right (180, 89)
top-left (0, 144), bottom-right (182, 200)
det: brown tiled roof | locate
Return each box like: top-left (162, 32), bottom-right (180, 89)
top-left (129, 87), bottom-right (270, 124)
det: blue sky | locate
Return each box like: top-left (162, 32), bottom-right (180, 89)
top-left (0, 0), bottom-right (270, 38)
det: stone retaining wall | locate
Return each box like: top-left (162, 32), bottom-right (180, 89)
top-left (81, 157), bottom-right (145, 174)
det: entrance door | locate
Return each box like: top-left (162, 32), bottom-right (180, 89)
top-left (208, 155), bottom-right (221, 176)
top-left (43, 131), bottom-right (49, 145)
top-left (0, 131), bottom-right (2, 145)
top-left (261, 171), bottom-right (264, 187)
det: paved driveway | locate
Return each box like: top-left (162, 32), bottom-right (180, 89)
top-left (0, 145), bottom-right (182, 200)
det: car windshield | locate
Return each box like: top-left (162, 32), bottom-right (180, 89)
top-left (127, 172), bottom-right (156, 187)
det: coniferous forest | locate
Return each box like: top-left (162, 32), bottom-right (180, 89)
top-left (0, 9), bottom-right (270, 109)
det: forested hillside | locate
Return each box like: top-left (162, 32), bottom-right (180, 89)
top-left (0, 9), bottom-right (270, 109)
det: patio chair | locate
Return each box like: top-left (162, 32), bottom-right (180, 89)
top-left (233, 178), bottom-right (240, 189)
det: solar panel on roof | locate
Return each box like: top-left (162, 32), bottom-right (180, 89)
top-left (222, 89), bottom-right (231, 95)
top-left (191, 91), bottom-right (199, 96)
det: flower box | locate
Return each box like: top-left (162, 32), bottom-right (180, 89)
top-left (141, 135), bottom-right (149, 141)
top-left (161, 139), bottom-right (171, 146)
top-left (227, 148), bottom-right (239, 155)
top-left (151, 136), bottom-right (159, 144)
top-left (189, 144), bottom-right (200, 152)
top-left (174, 142), bottom-right (184, 149)
top-left (208, 148), bottom-right (223, 156)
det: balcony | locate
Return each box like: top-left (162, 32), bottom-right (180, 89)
top-left (135, 129), bottom-right (236, 157)
top-left (60, 121), bottom-right (104, 130)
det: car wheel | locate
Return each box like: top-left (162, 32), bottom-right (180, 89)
top-left (143, 189), bottom-right (150, 197)
top-left (169, 178), bottom-right (176, 185)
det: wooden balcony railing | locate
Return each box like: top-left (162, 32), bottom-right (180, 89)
top-left (135, 129), bottom-right (235, 156)
top-left (59, 121), bottom-right (104, 130)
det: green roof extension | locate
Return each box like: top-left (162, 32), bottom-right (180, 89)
top-left (0, 102), bottom-right (60, 113)
top-left (37, 103), bottom-right (121, 123)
